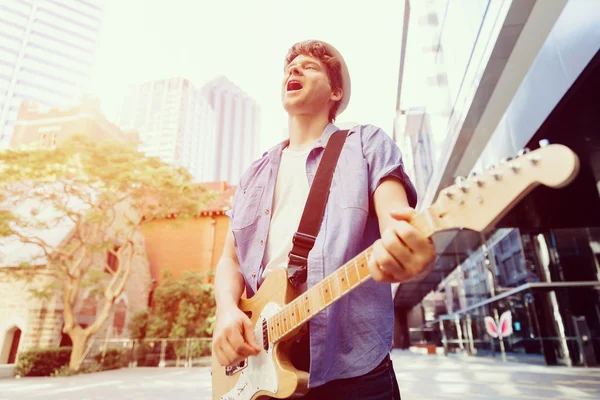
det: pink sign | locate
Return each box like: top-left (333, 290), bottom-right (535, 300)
top-left (485, 311), bottom-right (513, 338)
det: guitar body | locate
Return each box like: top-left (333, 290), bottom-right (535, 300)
top-left (212, 269), bottom-right (309, 400)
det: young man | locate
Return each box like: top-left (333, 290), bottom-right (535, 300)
top-left (213, 40), bottom-right (436, 399)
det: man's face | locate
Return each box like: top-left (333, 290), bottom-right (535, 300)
top-left (281, 54), bottom-right (341, 117)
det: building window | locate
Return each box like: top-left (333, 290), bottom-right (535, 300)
top-left (105, 246), bottom-right (120, 273)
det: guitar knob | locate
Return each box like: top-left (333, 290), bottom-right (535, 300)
top-left (539, 139), bottom-right (550, 147)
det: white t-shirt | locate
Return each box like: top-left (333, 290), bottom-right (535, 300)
top-left (261, 145), bottom-right (310, 289)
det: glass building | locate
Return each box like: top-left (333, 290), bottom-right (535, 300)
top-left (393, 0), bottom-right (600, 367)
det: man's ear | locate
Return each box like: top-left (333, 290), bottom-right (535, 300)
top-left (330, 87), bottom-right (343, 102)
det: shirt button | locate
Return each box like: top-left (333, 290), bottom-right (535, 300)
top-left (251, 273), bottom-right (256, 278)
top-left (260, 240), bottom-right (264, 245)
top-left (265, 209), bottom-right (270, 215)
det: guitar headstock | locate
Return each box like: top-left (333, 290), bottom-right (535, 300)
top-left (431, 142), bottom-right (579, 233)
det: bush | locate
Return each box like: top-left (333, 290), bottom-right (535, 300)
top-left (94, 348), bottom-right (126, 370)
top-left (51, 363), bottom-right (102, 377)
top-left (14, 347), bottom-right (71, 377)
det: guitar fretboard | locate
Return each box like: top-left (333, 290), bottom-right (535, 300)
top-left (266, 210), bottom-right (437, 343)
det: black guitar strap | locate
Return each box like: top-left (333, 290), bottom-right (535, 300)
top-left (287, 130), bottom-right (348, 287)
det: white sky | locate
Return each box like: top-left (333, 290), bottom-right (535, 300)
top-left (89, 0), bottom-right (406, 152)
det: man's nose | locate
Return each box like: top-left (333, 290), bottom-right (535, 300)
top-left (289, 65), bottom-right (301, 76)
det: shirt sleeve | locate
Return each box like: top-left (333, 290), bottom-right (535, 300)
top-left (361, 124), bottom-right (418, 208)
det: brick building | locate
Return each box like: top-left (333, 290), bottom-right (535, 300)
top-left (141, 181), bottom-right (235, 289)
top-left (9, 98), bottom-right (138, 149)
top-left (0, 181), bottom-right (236, 372)
top-left (0, 201), bottom-right (151, 369)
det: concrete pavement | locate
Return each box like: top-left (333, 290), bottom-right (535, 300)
top-left (0, 350), bottom-right (598, 399)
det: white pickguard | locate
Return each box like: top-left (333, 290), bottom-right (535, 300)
top-left (221, 302), bottom-right (282, 400)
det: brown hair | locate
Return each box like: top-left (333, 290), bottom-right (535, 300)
top-left (285, 41), bottom-right (343, 122)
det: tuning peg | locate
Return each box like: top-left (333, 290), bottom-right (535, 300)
top-left (517, 147), bottom-right (530, 156)
top-left (470, 172), bottom-right (485, 187)
top-left (486, 164), bottom-right (496, 171)
top-left (455, 176), bottom-right (469, 192)
top-left (444, 189), bottom-right (456, 199)
top-left (500, 157), bottom-right (513, 164)
top-left (539, 139), bottom-right (550, 147)
top-left (492, 171), bottom-right (503, 181)
top-left (509, 162), bottom-right (521, 173)
top-left (527, 154), bottom-right (541, 165)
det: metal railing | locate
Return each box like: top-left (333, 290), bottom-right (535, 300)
top-left (81, 338), bottom-right (213, 368)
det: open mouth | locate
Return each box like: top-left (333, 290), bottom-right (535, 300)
top-left (287, 80), bottom-right (303, 92)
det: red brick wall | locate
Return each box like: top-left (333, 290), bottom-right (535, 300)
top-left (141, 214), bottom-right (230, 285)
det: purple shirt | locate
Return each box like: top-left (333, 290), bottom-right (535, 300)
top-left (227, 123), bottom-right (417, 387)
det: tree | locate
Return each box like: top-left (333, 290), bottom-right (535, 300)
top-left (0, 135), bottom-right (215, 370)
top-left (129, 270), bottom-right (216, 365)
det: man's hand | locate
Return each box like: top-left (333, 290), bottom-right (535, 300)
top-left (368, 208), bottom-right (436, 283)
top-left (213, 306), bottom-right (261, 367)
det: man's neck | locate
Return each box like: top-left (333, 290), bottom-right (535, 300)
top-left (287, 114), bottom-right (330, 151)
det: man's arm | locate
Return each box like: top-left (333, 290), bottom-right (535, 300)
top-left (212, 228), bottom-right (261, 366)
top-left (214, 228), bottom-right (244, 311)
top-left (369, 177), bottom-right (436, 283)
top-left (372, 176), bottom-right (410, 235)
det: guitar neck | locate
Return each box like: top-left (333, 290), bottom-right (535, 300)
top-left (267, 211), bottom-right (436, 343)
top-left (267, 143), bottom-right (581, 343)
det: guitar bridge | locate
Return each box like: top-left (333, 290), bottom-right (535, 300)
top-left (225, 359), bottom-right (247, 376)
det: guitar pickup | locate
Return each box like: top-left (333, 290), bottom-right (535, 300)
top-left (225, 359), bottom-right (247, 376)
top-left (262, 319), bottom-right (269, 350)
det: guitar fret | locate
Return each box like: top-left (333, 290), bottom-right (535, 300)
top-left (304, 294), bottom-right (312, 318)
top-left (300, 295), bottom-right (307, 321)
top-left (291, 301), bottom-right (298, 328)
top-left (347, 260), bottom-right (359, 287)
top-left (357, 254), bottom-right (367, 281)
top-left (269, 317), bottom-right (275, 342)
top-left (332, 269), bottom-right (343, 299)
top-left (318, 284), bottom-right (326, 310)
top-left (323, 278), bottom-right (332, 305)
top-left (277, 313), bottom-right (283, 339)
top-left (343, 264), bottom-right (351, 291)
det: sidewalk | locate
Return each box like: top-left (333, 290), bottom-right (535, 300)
top-left (0, 350), bottom-right (598, 399)
top-left (390, 349), bottom-right (600, 399)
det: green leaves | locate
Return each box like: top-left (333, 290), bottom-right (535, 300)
top-left (1, 134), bottom-right (216, 342)
top-left (129, 270), bottom-right (216, 340)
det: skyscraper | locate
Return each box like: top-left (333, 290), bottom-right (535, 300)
top-left (200, 76), bottom-right (260, 185)
top-left (404, 107), bottom-right (434, 198)
top-left (0, 0), bottom-right (105, 148)
top-left (119, 77), bottom-right (217, 182)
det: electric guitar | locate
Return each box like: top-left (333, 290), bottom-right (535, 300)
top-left (211, 143), bottom-right (580, 400)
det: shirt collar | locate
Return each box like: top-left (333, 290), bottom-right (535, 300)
top-left (264, 123), bottom-right (341, 164)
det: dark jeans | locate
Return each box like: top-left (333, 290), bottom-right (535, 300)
top-left (300, 355), bottom-right (401, 400)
